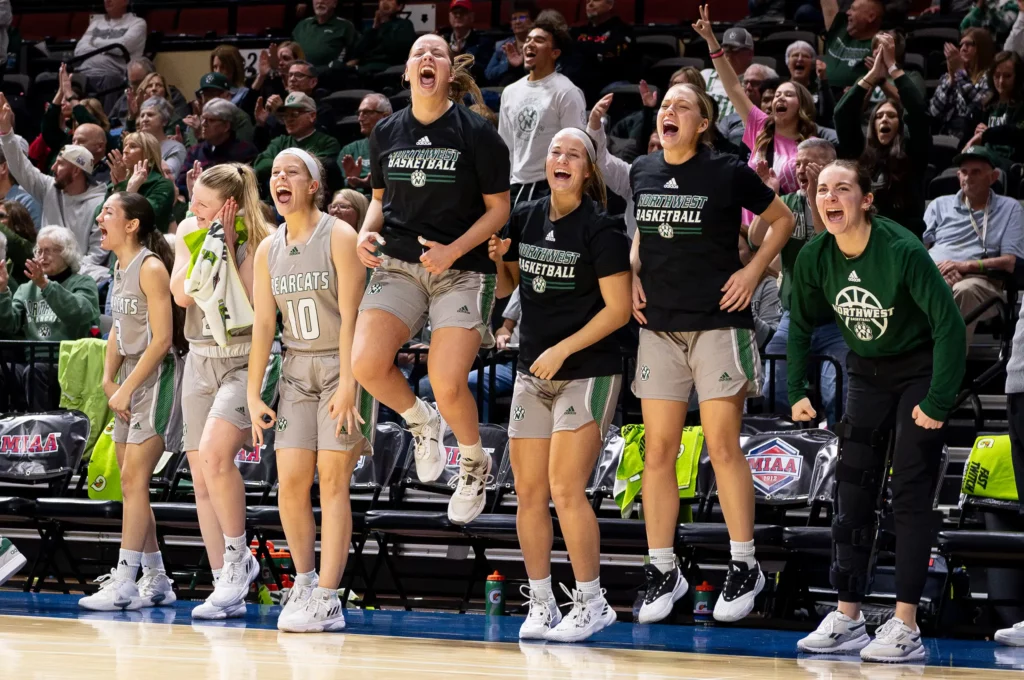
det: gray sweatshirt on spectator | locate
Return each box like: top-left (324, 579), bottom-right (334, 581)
top-left (0, 134), bottom-right (109, 282)
top-left (751, 276), bottom-right (782, 350)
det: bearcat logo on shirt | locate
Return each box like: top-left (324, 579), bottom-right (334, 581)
top-left (0, 433), bottom-right (62, 455)
top-left (444, 446), bottom-right (496, 467)
top-left (746, 438), bottom-right (803, 495)
top-left (235, 445), bottom-right (264, 464)
top-left (833, 286), bottom-right (894, 341)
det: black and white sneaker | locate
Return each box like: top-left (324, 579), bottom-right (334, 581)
top-left (637, 564), bottom-right (688, 624)
top-left (713, 560), bottom-right (764, 623)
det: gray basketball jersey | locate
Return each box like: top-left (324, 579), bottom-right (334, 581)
top-left (185, 242), bottom-right (252, 346)
top-left (111, 248), bottom-right (157, 358)
top-left (268, 211), bottom-right (340, 353)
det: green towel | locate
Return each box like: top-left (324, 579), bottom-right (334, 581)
top-left (87, 418), bottom-right (122, 501)
top-left (962, 434), bottom-right (1018, 502)
top-left (183, 216), bottom-right (248, 279)
top-left (614, 425), bottom-right (704, 517)
top-left (58, 338), bottom-right (113, 458)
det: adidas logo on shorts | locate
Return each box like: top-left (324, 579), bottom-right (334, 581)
top-left (235, 406), bottom-right (246, 415)
top-left (132, 422), bottom-right (142, 430)
top-left (563, 406), bottom-right (576, 416)
top-left (289, 246), bottom-right (300, 256)
top-left (457, 305), bottom-right (470, 314)
top-left (719, 372), bottom-right (731, 382)
top-left (416, 136), bottom-right (431, 146)
top-left (664, 177), bottom-right (679, 189)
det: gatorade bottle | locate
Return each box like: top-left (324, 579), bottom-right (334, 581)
top-left (485, 571), bottom-right (505, 615)
top-left (693, 581), bottom-right (715, 624)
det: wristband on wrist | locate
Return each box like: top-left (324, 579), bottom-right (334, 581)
top-left (887, 63), bottom-right (898, 75)
top-left (978, 260), bottom-right (985, 273)
top-left (709, 48), bottom-right (725, 60)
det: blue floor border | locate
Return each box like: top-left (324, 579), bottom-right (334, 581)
top-left (2, 592), bottom-right (1022, 672)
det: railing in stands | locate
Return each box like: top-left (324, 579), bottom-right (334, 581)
top-left (0, 340), bottom-right (62, 413)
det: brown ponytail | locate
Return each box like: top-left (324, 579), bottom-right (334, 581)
top-left (583, 156), bottom-right (608, 209)
top-left (449, 53), bottom-right (484, 107)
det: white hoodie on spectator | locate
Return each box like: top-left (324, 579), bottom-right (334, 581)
top-left (73, 12), bottom-right (147, 79)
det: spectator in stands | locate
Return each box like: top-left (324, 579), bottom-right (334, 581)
top-left (72, 0), bottom-right (147, 109)
top-left (499, 15), bottom-right (587, 206)
top-left (1008, 0), bottom-right (1024, 53)
top-left (253, 93), bottom-right (341, 187)
top-left (820, 0), bottom-right (884, 91)
top-left (71, 123), bottom-right (111, 186)
top-left (42, 67), bottom-right (113, 181)
top-left (103, 132), bottom-right (175, 234)
top-left (0, 0), bottom-right (10, 73)
top-left (160, 161), bottom-right (187, 231)
top-left (328, 188), bottom-right (369, 230)
top-left (787, 40), bottom-right (836, 126)
top-left (176, 100), bottom-right (259, 195)
top-left (702, 27), bottom-right (754, 121)
top-left (485, 1), bottom-right (538, 86)
top-left (210, 46), bottom-right (252, 108)
top-left (344, 0), bottom-right (417, 79)
top-left (0, 225), bottom-right (100, 343)
top-left (292, 0), bottom-right (359, 71)
top-left (136, 72), bottom-right (189, 123)
top-left (572, 0), bottom-right (635, 105)
top-left (736, 236), bottom-right (782, 351)
top-left (338, 93), bottom-right (391, 192)
top-left (0, 201), bottom-right (37, 287)
top-left (962, 0), bottom-right (1020, 38)
top-left (753, 138), bottom-right (848, 421)
top-left (962, 51), bottom-right (1024, 159)
top-left (924, 145), bottom-right (1024, 346)
top-left (108, 57), bottom-right (155, 126)
top-left (129, 97), bottom-right (188, 179)
top-left (868, 30), bottom-right (928, 103)
top-left (0, 95), bottom-right (109, 282)
top-left (0, 148), bottom-right (42, 231)
top-left (247, 60), bottom-right (338, 139)
top-left (440, 0), bottom-right (496, 83)
top-left (186, 73), bottom-right (256, 145)
top-left (718, 63), bottom-right (779, 148)
top-left (694, 7), bottom-right (817, 226)
top-left (835, 35), bottom-right (931, 238)
top-left (929, 27), bottom-right (995, 138)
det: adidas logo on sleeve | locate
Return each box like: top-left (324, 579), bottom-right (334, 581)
top-left (416, 136), bottom-right (431, 146)
top-left (663, 178), bottom-right (679, 189)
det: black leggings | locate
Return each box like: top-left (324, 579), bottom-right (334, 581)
top-left (1007, 393), bottom-right (1024, 516)
top-left (833, 346), bottom-right (945, 605)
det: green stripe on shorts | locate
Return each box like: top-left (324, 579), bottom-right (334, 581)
top-left (358, 385), bottom-right (376, 441)
top-left (734, 328), bottom-right (756, 382)
top-left (261, 353), bottom-right (282, 405)
top-left (589, 375), bottom-right (613, 425)
top-left (153, 355), bottom-right (176, 435)
top-left (479, 274), bottom-right (496, 324)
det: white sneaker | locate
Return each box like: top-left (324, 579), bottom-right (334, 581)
top-left (209, 554), bottom-right (260, 608)
top-left (637, 564), bottom-right (688, 624)
top-left (797, 610), bottom-right (871, 654)
top-left (135, 570), bottom-right (177, 607)
top-left (78, 570), bottom-right (142, 611)
top-left (447, 453), bottom-right (493, 525)
top-left (518, 585), bottom-right (561, 639)
top-left (278, 587), bottom-right (346, 633)
top-left (543, 584), bottom-right (617, 643)
top-left (0, 537), bottom-right (27, 586)
top-left (191, 594), bottom-right (247, 620)
top-left (713, 560), bottom-right (765, 623)
top-left (996, 621), bottom-right (1024, 647)
top-left (860, 617), bottom-right (925, 663)
top-left (409, 404), bottom-right (446, 482)
top-left (279, 574), bottom-right (320, 619)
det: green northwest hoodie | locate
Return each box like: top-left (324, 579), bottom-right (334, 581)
top-left (352, 17), bottom-right (416, 75)
top-left (0, 268), bottom-right (100, 340)
top-left (253, 130), bottom-right (342, 185)
top-left (97, 169), bottom-right (176, 233)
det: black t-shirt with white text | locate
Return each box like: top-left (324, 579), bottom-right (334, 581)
top-left (503, 196), bottom-right (630, 380)
top-left (370, 104), bottom-right (511, 273)
top-left (631, 147), bottom-right (775, 332)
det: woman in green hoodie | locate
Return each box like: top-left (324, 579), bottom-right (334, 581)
top-left (102, 132), bottom-right (175, 233)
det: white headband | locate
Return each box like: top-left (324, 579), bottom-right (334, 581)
top-left (276, 148), bottom-right (321, 185)
top-left (549, 128), bottom-right (596, 162)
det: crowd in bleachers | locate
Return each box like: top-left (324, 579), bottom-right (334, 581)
top-left (0, 0), bottom-right (1023, 649)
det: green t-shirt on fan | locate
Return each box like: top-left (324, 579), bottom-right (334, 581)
top-left (822, 13), bottom-right (873, 90)
top-left (777, 191), bottom-right (820, 312)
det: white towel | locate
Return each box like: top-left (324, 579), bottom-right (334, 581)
top-left (184, 220), bottom-right (253, 347)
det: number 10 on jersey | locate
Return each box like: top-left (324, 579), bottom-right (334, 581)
top-left (286, 298), bottom-right (321, 341)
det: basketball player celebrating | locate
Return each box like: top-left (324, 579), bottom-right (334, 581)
top-left (81, 192), bottom-right (180, 611)
top-left (488, 128), bottom-right (631, 642)
top-left (248, 149), bottom-right (376, 632)
top-left (353, 35), bottom-right (510, 526)
top-left (630, 82), bottom-right (795, 625)
top-left (170, 163), bottom-right (276, 620)
top-left (791, 161), bottom-right (965, 663)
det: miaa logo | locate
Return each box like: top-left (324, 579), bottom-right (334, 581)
top-left (746, 438), bottom-right (803, 495)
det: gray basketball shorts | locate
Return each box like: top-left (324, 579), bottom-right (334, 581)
top-left (276, 352), bottom-right (378, 453)
top-left (508, 372), bottom-right (622, 439)
top-left (181, 350), bottom-right (282, 451)
top-left (633, 328), bottom-right (763, 403)
top-left (359, 257), bottom-right (496, 348)
top-left (112, 354), bottom-right (183, 447)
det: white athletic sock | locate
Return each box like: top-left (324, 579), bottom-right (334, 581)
top-left (649, 547), bottom-right (676, 574)
top-left (223, 534), bottom-right (248, 563)
top-left (116, 549), bottom-right (143, 582)
top-left (730, 539), bottom-right (756, 568)
top-left (577, 577), bottom-right (602, 602)
top-left (211, 568), bottom-right (222, 584)
top-left (141, 551), bottom-right (165, 573)
top-left (312, 586), bottom-right (337, 600)
top-left (529, 576), bottom-right (553, 601)
top-left (401, 398), bottom-right (432, 427)
top-left (458, 439), bottom-right (485, 468)
top-left (295, 570), bottom-right (317, 587)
